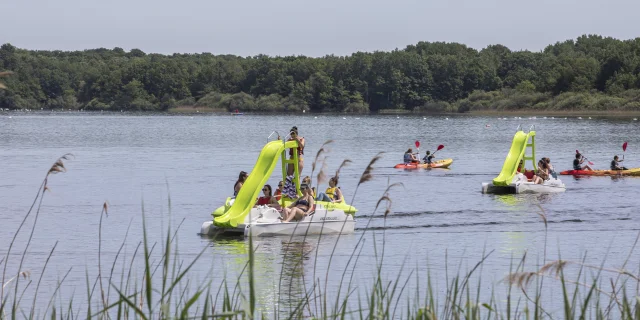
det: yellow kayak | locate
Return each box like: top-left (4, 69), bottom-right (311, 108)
top-left (394, 158), bottom-right (453, 169)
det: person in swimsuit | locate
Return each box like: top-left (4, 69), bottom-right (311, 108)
top-left (282, 183), bottom-right (315, 222)
top-left (534, 159), bottom-right (548, 184)
top-left (233, 171), bottom-right (248, 196)
top-left (302, 176), bottom-right (316, 198)
top-left (287, 127), bottom-right (305, 175)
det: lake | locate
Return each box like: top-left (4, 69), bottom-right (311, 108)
top-left (1, 111), bottom-right (639, 317)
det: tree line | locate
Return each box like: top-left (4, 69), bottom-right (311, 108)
top-left (1, 34), bottom-right (640, 113)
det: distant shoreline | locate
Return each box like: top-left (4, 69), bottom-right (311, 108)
top-left (4, 107), bottom-right (640, 118)
top-left (467, 110), bottom-right (640, 117)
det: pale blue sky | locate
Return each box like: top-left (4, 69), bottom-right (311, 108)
top-left (1, 0), bottom-right (638, 57)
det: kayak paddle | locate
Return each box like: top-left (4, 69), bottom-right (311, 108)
top-left (576, 149), bottom-right (594, 165)
top-left (432, 144), bottom-right (445, 156)
top-left (623, 142), bottom-right (628, 160)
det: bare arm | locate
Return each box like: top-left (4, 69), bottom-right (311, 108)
top-left (333, 188), bottom-right (342, 202)
top-left (305, 197), bottom-right (315, 215)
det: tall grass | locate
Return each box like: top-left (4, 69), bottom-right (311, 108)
top-left (1, 154), bottom-right (640, 319)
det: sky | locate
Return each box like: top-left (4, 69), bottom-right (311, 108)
top-left (1, 0), bottom-right (639, 57)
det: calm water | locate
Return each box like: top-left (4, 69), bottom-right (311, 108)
top-left (1, 111), bottom-right (640, 316)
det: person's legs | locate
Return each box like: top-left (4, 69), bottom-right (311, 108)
top-left (284, 207), bottom-right (303, 222)
top-left (281, 207), bottom-right (291, 220)
top-left (316, 193), bottom-right (331, 202)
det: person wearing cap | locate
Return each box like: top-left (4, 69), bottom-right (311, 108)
top-left (287, 127), bottom-right (305, 175)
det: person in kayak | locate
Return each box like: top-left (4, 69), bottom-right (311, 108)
top-left (611, 155), bottom-right (628, 170)
top-left (233, 171), bottom-right (248, 196)
top-left (574, 153), bottom-right (593, 171)
top-left (281, 183), bottom-right (315, 222)
top-left (422, 151), bottom-right (435, 165)
top-left (404, 148), bottom-right (419, 164)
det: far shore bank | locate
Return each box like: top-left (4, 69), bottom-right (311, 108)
top-left (4, 107), bottom-right (640, 118)
top-left (467, 109), bottom-right (640, 117)
top-left (166, 107), bottom-right (640, 118)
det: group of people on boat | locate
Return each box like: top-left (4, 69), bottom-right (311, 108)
top-left (230, 125), bottom-right (347, 222)
top-left (403, 148), bottom-right (435, 165)
top-left (517, 157), bottom-right (556, 184)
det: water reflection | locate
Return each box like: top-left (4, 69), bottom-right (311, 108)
top-left (277, 240), bottom-right (315, 318)
top-left (204, 236), bottom-right (318, 318)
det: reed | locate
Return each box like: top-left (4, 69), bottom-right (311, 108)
top-left (1, 154), bottom-right (639, 319)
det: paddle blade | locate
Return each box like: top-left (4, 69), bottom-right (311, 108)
top-left (437, 144), bottom-right (444, 151)
top-left (588, 161), bottom-right (594, 165)
top-left (623, 142), bottom-right (628, 152)
top-left (576, 149), bottom-right (580, 154)
top-left (415, 140), bottom-right (420, 149)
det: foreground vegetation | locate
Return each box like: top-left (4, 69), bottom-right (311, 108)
top-left (1, 34), bottom-right (640, 113)
top-left (2, 152), bottom-right (640, 319)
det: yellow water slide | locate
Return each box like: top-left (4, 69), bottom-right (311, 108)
top-left (214, 140), bottom-right (298, 228)
top-left (492, 131), bottom-right (535, 186)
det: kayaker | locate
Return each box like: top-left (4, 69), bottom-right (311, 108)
top-left (573, 153), bottom-right (593, 171)
top-left (611, 155), bottom-right (628, 170)
top-left (316, 176), bottom-right (343, 203)
top-left (404, 148), bottom-right (419, 164)
top-left (255, 184), bottom-right (278, 207)
top-left (281, 183), bottom-right (315, 222)
top-left (287, 127), bottom-right (305, 175)
top-left (422, 151), bottom-right (435, 165)
top-left (233, 171), bottom-right (248, 197)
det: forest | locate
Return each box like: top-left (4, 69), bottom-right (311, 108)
top-left (1, 34), bottom-right (640, 113)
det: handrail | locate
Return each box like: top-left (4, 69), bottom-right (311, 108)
top-left (267, 130), bottom-right (282, 142)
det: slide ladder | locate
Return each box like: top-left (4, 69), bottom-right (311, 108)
top-left (492, 126), bottom-right (537, 186)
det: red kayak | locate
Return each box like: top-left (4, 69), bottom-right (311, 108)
top-left (394, 158), bottom-right (453, 169)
